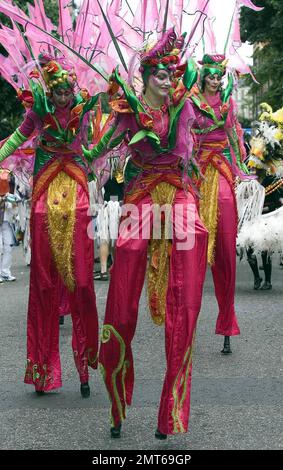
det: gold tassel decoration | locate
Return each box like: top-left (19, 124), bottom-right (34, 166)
top-left (47, 171), bottom-right (77, 292)
top-left (147, 182), bottom-right (176, 326)
top-left (199, 163), bottom-right (219, 265)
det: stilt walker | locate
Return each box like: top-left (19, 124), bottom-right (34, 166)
top-left (191, 54), bottom-right (250, 353)
top-left (0, 0), bottom-right (114, 395)
top-left (84, 28), bottom-right (208, 439)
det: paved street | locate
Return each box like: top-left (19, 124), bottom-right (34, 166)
top-left (0, 246), bottom-right (282, 450)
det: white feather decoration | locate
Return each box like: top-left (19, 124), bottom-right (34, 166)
top-left (236, 180), bottom-right (265, 232)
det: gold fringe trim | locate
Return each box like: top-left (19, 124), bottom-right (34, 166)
top-left (199, 163), bottom-right (219, 265)
top-left (147, 182), bottom-right (176, 326)
top-left (47, 171), bottom-right (77, 292)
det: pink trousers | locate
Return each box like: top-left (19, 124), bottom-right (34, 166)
top-left (211, 175), bottom-right (240, 336)
top-left (24, 186), bottom-right (99, 391)
top-left (99, 188), bottom-right (208, 434)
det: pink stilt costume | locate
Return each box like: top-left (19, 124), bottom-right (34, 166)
top-left (84, 29), bottom-right (208, 435)
top-left (0, 56), bottom-right (99, 391)
top-left (191, 54), bottom-right (250, 337)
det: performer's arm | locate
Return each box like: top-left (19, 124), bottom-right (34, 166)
top-left (0, 111), bottom-right (37, 163)
top-left (227, 98), bottom-right (249, 175)
top-left (0, 129), bottom-right (28, 163)
top-left (82, 114), bottom-right (128, 162)
top-left (230, 98), bottom-right (247, 161)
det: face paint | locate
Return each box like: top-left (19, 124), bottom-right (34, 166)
top-left (204, 73), bottom-right (222, 95)
top-left (52, 87), bottom-right (74, 108)
top-left (146, 70), bottom-right (172, 99)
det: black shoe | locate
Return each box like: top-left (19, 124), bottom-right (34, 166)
top-left (155, 428), bottom-right (167, 440)
top-left (59, 315), bottom-right (65, 325)
top-left (110, 423), bottom-right (122, 438)
top-left (254, 277), bottom-right (262, 290)
top-left (80, 382), bottom-right (90, 398)
top-left (35, 390), bottom-right (45, 395)
top-left (260, 281), bottom-right (272, 290)
top-left (221, 336), bottom-right (232, 354)
top-left (94, 272), bottom-right (109, 281)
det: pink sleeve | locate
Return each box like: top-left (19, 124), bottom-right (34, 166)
top-left (186, 98), bottom-right (196, 123)
top-left (112, 113), bottom-right (133, 140)
top-left (226, 97), bottom-right (236, 128)
top-left (18, 110), bottom-right (40, 138)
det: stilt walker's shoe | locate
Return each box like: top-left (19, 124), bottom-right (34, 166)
top-left (80, 382), bottom-right (90, 398)
top-left (260, 281), bottom-right (272, 290)
top-left (254, 277), bottom-right (262, 290)
top-left (221, 336), bottom-right (232, 354)
top-left (110, 423), bottom-right (122, 438)
top-left (94, 272), bottom-right (109, 281)
top-left (155, 429), bottom-right (167, 440)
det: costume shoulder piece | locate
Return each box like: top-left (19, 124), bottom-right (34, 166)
top-left (16, 56), bottom-right (101, 145)
top-left (107, 29), bottom-right (198, 152)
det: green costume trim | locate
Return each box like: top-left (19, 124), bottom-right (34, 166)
top-left (0, 129), bottom-right (28, 162)
top-left (192, 123), bottom-right (224, 134)
top-left (100, 324), bottom-right (127, 425)
top-left (171, 331), bottom-right (195, 433)
top-left (200, 65), bottom-right (224, 80)
top-left (142, 63), bottom-right (168, 84)
top-left (30, 80), bottom-right (53, 118)
top-left (221, 73), bottom-right (234, 103)
top-left (200, 54), bottom-right (227, 81)
top-left (83, 62), bottom-right (198, 175)
top-left (124, 159), bottom-right (142, 185)
top-left (111, 66), bottom-right (197, 154)
top-left (191, 92), bottom-right (229, 128)
top-left (113, 67), bottom-right (145, 115)
top-left (82, 127), bottom-right (127, 162)
top-left (183, 58), bottom-right (198, 92)
top-left (227, 127), bottom-right (249, 175)
top-left (24, 81), bottom-right (101, 175)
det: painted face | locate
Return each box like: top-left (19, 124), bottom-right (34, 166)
top-left (204, 73), bottom-right (222, 94)
top-left (52, 87), bottom-right (74, 108)
top-left (146, 69), bottom-right (172, 99)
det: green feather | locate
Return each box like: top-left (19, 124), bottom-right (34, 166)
top-left (96, 0), bottom-right (128, 72)
top-left (128, 130), bottom-right (160, 146)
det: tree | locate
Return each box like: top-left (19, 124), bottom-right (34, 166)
top-left (240, 0), bottom-right (283, 115)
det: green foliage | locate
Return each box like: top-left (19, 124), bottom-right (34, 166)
top-left (240, 0), bottom-right (283, 49)
top-left (238, 116), bottom-right (252, 129)
top-left (240, 0), bottom-right (283, 112)
top-left (0, 79), bottom-right (23, 140)
top-left (0, 0), bottom-right (58, 27)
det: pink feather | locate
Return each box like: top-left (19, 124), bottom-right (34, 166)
top-left (58, 0), bottom-right (74, 45)
top-left (236, 0), bottom-right (264, 12)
